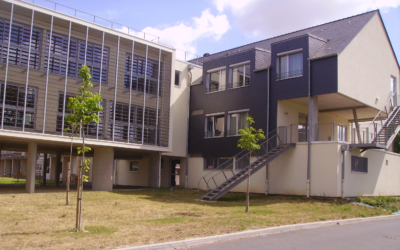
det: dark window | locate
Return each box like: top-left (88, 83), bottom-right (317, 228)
top-left (175, 70), bottom-right (180, 86)
top-left (205, 114), bottom-right (225, 137)
top-left (124, 53), bottom-right (161, 95)
top-left (276, 52), bottom-right (303, 80)
top-left (129, 161), bottom-right (138, 172)
top-left (351, 156), bottom-right (368, 173)
top-left (236, 154), bottom-right (250, 169)
top-left (44, 33), bottom-right (109, 84)
top-left (0, 19), bottom-right (41, 69)
top-left (229, 64), bottom-right (250, 89)
top-left (0, 83), bottom-right (36, 129)
top-left (204, 158), bottom-right (231, 170)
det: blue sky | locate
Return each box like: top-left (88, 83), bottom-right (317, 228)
top-left (32, 0), bottom-right (400, 62)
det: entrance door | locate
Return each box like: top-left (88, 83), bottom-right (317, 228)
top-left (170, 160), bottom-right (180, 187)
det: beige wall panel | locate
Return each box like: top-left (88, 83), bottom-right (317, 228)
top-left (344, 149), bottom-right (400, 196)
top-left (115, 157), bottom-right (149, 186)
top-left (269, 145), bottom-right (307, 195)
top-left (338, 14), bottom-right (400, 109)
top-left (309, 142), bottom-right (341, 197)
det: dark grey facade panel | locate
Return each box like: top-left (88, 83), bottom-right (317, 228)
top-left (311, 56), bottom-right (338, 95)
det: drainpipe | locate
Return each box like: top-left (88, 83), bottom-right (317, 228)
top-left (185, 65), bottom-right (193, 189)
top-left (307, 60), bottom-right (311, 198)
top-left (341, 144), bottom-right (347, 198)
top-left (266, 67), bottom-right (270, 195)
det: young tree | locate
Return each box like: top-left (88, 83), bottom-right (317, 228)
top-left (65, 65), bottom-right (103, 231)
top-left (64, 113), bottom-right (79, 206)
top-left (237, 117), bottom-right (265, 213)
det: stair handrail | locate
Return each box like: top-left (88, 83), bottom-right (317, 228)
top-left (363, 91), bottom-right (398, 144)
top-left (197, 126), bottom-right (286, 195)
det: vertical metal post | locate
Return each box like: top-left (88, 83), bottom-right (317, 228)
top-left (84, 26), bottom-right (89, 65)
top-left (141, 45), bottom-right (149, 144)
top-left (112, 36), bottom-right (120, 141)
top-left (23, 9), bottom-right (34, 132)
top-left (42, 15), bottom-right (54, 134)
top-left (96, 31), bottom-right (104, 140)
top-left (127, 40), bottom-right (134, 143)
top-left (1, 4), bottom-right (14, 129)
top-left (155, 49), bottom-right (161, 145)
top-left (61, 21), bottom-right (72, 136)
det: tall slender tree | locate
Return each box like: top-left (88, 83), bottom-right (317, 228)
top-left (65, 65), bottom-right (103, 231)
top-left (237, 117), bottom-right (265, 213)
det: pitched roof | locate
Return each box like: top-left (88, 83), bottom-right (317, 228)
top-left (190, 10), bottom-right (378, 66)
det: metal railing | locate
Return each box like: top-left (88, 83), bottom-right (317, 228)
top-left (198, 126), bottom-right (289, 193)
top-left (276, 69), bottom-right (302, 80)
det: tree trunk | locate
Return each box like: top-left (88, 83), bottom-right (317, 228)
top-left (245, 152), bottom-right (251, 213)
top-left (67, 128), bottom-right (74, 206)
top-left (76, 123), bottom-right (84, 232)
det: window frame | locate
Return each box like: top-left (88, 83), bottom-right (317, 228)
top-left (276, 49), bottom-right (303, 81)
top-left (228, 61), bottom-right (251, 89)
top-left (0, 82), bottom-right (37, 129)
top-left (129, 161), bottom-right (139, 172)
top-left (351, 156), bottom-right (368, 173)
top-left (204, 112), bottom-right (225, 138)
top-left (227, 110), bottom-right (249, 136)
top-left (203, 157), bottom-right (231, 170)
top-left (206, 66), bottom-right (226, 93)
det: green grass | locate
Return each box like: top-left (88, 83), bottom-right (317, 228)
top-left (0, 177), bottom-right (54, 185)
top-left (356, 196), bottom-right (400, 212)
top-left (0, 188), bottom-right (391, 250)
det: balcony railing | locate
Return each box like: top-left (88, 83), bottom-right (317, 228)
top-left (276, 69), bottom-right (302, 80)
top-left (280, 123), bottom-right (348, 143)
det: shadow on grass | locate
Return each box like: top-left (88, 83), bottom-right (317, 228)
top-left (109, 187), bottom-right (348, 208)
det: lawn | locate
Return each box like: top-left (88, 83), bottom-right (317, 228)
top-left (0, 188), bottom-right (392, 250)
top-left (0, 177), bottom-right (55, 185)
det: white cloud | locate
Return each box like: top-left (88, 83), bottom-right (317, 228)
top-left (141, 9), bottom-right (230, 60)
top-left (213, 0), bottom-right (400, 38)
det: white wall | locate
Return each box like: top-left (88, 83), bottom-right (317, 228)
top-left (115, 158), bottom-right (149, 187)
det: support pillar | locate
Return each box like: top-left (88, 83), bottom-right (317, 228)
top-left (148, 152), bottom-right (161, 188)
top-left (55, 151), bottom-right (61, 187)
top-left (49, 157), bottom-right (56, 181)
top-left (308, 96), bottom-right (319, 141)
top-left (26, 142), bottom-right (37, 193)
top-left (92, 147), bottom-right (114, 191)
top-left (353, 109), bottom-right (362, 143)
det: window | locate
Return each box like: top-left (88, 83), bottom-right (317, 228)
top-left (56, 93), bottom-right (105, 137)
top-left (351, 156), bottom-right (368, 173)
top-left (276, 51), bottom-right (303, 80)
top-left (204, 157), bottom-right (230, 170)
top-left (0, 83), bottom-right (37, 129)
top-left (205, 114), bottom-right (225, 137)
top-left (228, 111), bottom-right (249, 136)
top-left (206, 68), bottom-right (226, 92)
top-left (43, 33), bottom-right (109, 84)
top-left (175, 70), bottom-right (181, 86)
top-left (391, 76), bottom-right (397, 107)
top-left (108, 102), bottom-right (158, 143)
top-left (0, 19), bottom-right (41, 70)
top-left (129, 161), bottom-right (138, 172)
top-left (298, 113), bottom-right (307, 142)
top-left (229, 62), bottom-right (250, 88)
top-left (236, 154), bottom-right (250, 170)
top-left (124, 54), bottom-right (161, 95)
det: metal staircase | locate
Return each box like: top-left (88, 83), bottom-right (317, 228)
top-left (373, 106), bottom-right (400, 146)
top-left (198, 127), bottom-right (295, 201)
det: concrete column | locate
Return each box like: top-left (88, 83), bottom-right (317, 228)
top-left (55, 152), bottom-right (61, 187)
top-left (88, 157), bottom-right (93, 183)
top-left (42, 154), bottom-right (48, 186)
top-left (62, 157), bottom-right (70, 184)
top-left (26, 142), bottom-right (37, 193)
top-left (49, 157), bottom-right (56, 181)
top-left (92, 147), bottom-right (114, 191)
top-left (148, 152), bottom-right (161, 188)
top-left (71, 156), bottom-right (78, 175)
top-left (308, 96), bottom-right (319, 141)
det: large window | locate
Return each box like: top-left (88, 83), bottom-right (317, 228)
top-left (204, 157), bottom-right (230, 170)
top-left (276, 51), bottom-right (303, 80)
top-left (206, 68), bottom-right (226, 92)
top-left (229, 63), bottom-right (250, 89)
top-left (205, 114), bottom-right (225, 138)
top-left (0, 83), bottom-right (36, 129)
top-left (124, 54), bottom-right (161, 95)
top-left (0, 19), bottom-right (41, 70)
top-left (228, 111), bottom-right (249, 136)
top-left (56, 93), bottom-right (105, 136)
top-left (44, 33), bottom-right (109, 84)
top-left (351, 156), bottom-right (368, 173)
top-left (109, 102), bottom-right (157, 143)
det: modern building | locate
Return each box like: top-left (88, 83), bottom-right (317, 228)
top-left (0, 0), bottom-right (399, 198)
top-left (0, 0), bottom-right (201, 193)
top-left (187, 10), bottom-right (400, 199)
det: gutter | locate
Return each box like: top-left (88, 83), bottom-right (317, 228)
top-left (185, 65), bottom-right (194, 188)
top-left (265, 67), bottom-right (270, 195)
top-left (307, 60), bottom-right (311, 198)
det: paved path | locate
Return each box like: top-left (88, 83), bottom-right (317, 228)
top-left (190, 218), bottom-right (400, 250)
